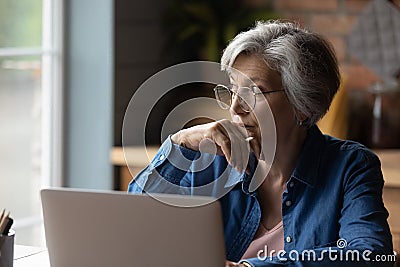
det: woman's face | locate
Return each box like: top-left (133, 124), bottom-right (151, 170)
top-left (229, 53), bottom-right (298, 152)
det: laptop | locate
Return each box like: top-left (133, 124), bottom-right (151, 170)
top-left (41, 188), bottom-right (226, 267)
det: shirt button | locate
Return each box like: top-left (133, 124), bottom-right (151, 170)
top-left (289, 182), bottom-right (295, 188)
top-left (159, 154), bottom-right (165, 161)
top-left (286, 236), bottom-right (292, 243)
top-left (285, 200), bottom-right (292, 207)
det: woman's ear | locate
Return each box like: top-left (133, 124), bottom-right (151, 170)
top-left (292, 108), bottom-right (308, 126)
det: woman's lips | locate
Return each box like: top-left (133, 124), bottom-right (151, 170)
top-left (233, 121), bottom-right (256, 133)
top-left (244, 127), bottom-right (257, 136)
top-left (244, 125), bottom-right (255, 130)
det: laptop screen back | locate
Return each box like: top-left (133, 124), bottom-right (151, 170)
top-left (41, 188), bottom-right (225, 267)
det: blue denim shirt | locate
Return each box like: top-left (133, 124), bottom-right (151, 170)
top-left (128, 126), bottom-right (394, 266)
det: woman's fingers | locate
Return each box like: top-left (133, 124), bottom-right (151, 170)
top-left (220, 121), bottom-right (250, 173)
top-left (225, 261), bottom-right (248, 267)
top-left (227, 124), bottom-right (256, 174)
top-left (171, 122), bottom-right (219, 151)
top-left (211, 129), bottom-right (232, 161)
top-left (171, 119), bottom-right (255, 173)
top-left (225, 260), bottom-right (239, 267)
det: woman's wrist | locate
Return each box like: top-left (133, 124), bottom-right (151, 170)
top-left (171, 131), bottom-right (190, 149)
top-left (170, 132), bottom-right (181, 145)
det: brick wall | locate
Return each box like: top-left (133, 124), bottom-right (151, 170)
top-left (266, 0), bottom-right (400, 146)
top-left (272, 0), bottom-right (384, 91)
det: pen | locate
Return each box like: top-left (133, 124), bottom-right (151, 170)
top-left (0, 209), bottom-right (4, 224)
top-left (2, 217), bottom-right (13, 235)
top-left (0, 211), bottom-right (10, 234)
top-left (245, 137), bottom-right (254, 142)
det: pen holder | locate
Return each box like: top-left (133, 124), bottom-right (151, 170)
top-left (0, 229), bottom-right (14, 267)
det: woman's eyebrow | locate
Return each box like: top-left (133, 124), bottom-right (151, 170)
top-left (248, 77), bottom-right (269, 85)
top-left (229, 76), bottom-right (269, 83)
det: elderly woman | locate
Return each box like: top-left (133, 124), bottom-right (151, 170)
top-left (128, 21), bottom-right (393, 266)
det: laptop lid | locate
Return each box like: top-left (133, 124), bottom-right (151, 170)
top-left (41, 188), bottom-right (225, 267)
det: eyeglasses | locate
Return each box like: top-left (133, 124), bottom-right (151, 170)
top-left (214, 84), bottom-right (285, 112)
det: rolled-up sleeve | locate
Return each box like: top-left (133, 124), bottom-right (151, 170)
top-left (128, 136), bottom-right (243, 196)
top-left (127, 136), bottom-right (200, 194)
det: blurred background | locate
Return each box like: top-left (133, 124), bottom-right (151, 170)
top-left (1, 0), bottom-right (399, 248)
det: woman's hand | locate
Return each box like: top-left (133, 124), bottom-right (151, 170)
top-left (225, 260), bottom-right (247, 267)
top-left (225, 260), bottom-right (238, 266)
top-left (171, 120), bottom-right (251, 173)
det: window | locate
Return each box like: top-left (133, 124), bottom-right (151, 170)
top-left (0, 0), bottom-right (63, 246)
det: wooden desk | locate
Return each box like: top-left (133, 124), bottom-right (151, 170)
top-left (14, 245), bottom-right (49, 267)
top-left (111, 146), bottom-right (158, 191)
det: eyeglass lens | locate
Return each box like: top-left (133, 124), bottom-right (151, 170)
top-left (214, 85), bottom-right (255, 112)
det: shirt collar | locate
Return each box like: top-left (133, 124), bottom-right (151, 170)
top-left (239, 125), bottom-right (324, 194)
top-left (291, 125), bottom-right (325, 188)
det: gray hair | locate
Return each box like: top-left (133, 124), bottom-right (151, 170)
top-left (221, 20), bottom-right (341, 126)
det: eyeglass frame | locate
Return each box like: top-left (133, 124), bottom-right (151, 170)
top-left (213, 84), bottom-right (285, 112)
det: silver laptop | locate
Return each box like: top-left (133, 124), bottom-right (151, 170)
top-left (41, 188), bottom-right (226, 267)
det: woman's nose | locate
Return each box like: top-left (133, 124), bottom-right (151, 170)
top-left (230, 93), bottom-right (246, 114)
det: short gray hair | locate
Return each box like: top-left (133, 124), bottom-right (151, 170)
top-left (221, 20), bottom-right (341, 126)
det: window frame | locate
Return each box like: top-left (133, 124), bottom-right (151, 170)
top-left (0, 0), bottom-right (64, 240)
top-left (41, 0), bottom-right (64, 188)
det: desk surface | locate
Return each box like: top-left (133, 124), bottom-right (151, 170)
top-left (111, 146), bottom-right (158, 166)
top-left (14, 245), bottom-right (49, 267)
